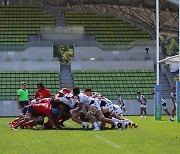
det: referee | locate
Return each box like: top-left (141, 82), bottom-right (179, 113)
top-left (16, 82), bottom-right (29, 112)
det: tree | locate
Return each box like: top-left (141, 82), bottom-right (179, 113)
top-left (160, 34), bottom-right (178, 56)
top-left (55, 46), bottom-right (73, 64)
top-left (167, 38), bottom-right (178, 56)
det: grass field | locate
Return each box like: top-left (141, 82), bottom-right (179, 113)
top-left (0, 116), bottom-right (180, 154)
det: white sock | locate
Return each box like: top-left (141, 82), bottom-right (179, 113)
top-left (93, 122), bottom-right (98, 128)
top-left (82, 122), bottom-right (86, 126)
top-left (97, 121), bottom-right (102, 127)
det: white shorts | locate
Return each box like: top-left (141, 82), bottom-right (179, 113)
top-left (90, 102), bottom-right (101, 112)
top-left (140, 104), bottom-right (146, 108)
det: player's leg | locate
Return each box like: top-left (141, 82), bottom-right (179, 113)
top-left (59, 112), bottom-right (71, 127)
top-left (163, 108), bottom-right (170, 116)
top-left (95, 110), bottom-right (127, 130)
top-left (72, 111), bottom-right (88, 129)
top-left (12, 113), bottom-right (32, 130)
top-left (140, 107), bottom-right (143, 119)
top-left (87, 106), bottom-right (100, 130)
top-left (171, 104), bottom-right (176, 121)
top-left (143, 107), bottom-right (147, 119)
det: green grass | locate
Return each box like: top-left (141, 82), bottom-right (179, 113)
top-left (0, 116), bottom-right (180, 154)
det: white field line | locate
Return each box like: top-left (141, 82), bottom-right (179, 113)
top-left (95, 135), bottom-right (121, 149)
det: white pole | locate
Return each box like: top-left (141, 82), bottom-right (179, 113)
top-left (179, 0), bottom-right (180, 81)
top-left (156, 0), bottom-right (160, 85)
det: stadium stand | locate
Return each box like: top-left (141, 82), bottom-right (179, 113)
top-left (65, 11), bottom-right (150, 45)
top-left (0, 70), bottom-right (60, 100)
top-left (73, 70), bottom-right (156, 100)
top-left (0, 5), bottom-right (54, 46)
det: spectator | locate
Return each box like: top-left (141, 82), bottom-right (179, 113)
top-left (16, 82), bottom-right (29, 112)
top-left (35, 82), bottom-right (51, 100)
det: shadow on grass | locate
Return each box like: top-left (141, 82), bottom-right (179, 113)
top-left (32, 127), bottom-right (115, 131)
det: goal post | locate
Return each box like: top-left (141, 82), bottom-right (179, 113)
top-left (154, 0), bottom-right (162, 120)
top-left (176, 0), bottom-right (180, 123)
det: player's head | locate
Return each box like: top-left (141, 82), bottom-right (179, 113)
top-left (73, 87), bottom-right (80, 96)
top-left (59, 88), bottom-right (71, 95)
top-left (21, 82), bottom-right (27, 89)
top-left (137, 91), bottom-right (141, 96)
top-left (84, 88), bottom-right (92, 96)
top-left (117, 94), bottom-right (120, 97)
top-left (37, 82), bottom-right (45, 90)
top-left (171, 87), bottom-right (176, 93)
top-left (151, 92), bottom-right (155, 98)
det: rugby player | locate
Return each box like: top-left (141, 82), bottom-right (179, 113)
top-left (136, 92), bottom-right (147, 119)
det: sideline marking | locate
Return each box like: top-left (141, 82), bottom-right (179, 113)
top-left (95, 135), bottom-right (121, 149)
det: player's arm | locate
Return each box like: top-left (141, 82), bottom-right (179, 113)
top-left (47, 115), bottom-right (59, 130)
top-left (143, 97), bottom-right (147, 104)
top-left (77, 102), bottom-right (83, 111)
top-left (16, 95), bottom-right (21, 109)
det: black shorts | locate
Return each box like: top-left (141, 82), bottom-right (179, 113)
top-left (19, 101), bottom-right (28, 108)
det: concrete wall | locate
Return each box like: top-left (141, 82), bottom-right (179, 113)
top-left (41, 34), bottom-right (85, 46)
top-left (74, 46), bottom-right (156, 61)
top-left (0, 61), bottom-right (60, 71)
top-left (0, 99), bottom-right (174, 116)
top-left (0, 47), bottom-right (53, 61)
top-left (0, 101), bottom-right (20, 116)
top-left (71, 61), bottom-right (154, 71)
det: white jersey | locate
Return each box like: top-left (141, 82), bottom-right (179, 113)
top-left (59, 97), bottom-right (75, 108)
top-left (137, 95), bottom-right (146, 104)
top-left (113, 104), bottom-right (122, 116)
top-left (78, 93), bottom-right (92, 107)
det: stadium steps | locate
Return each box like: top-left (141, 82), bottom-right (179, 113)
top-left (159, 73), bottom-right (171, 98)
top-left (40, 5), bottom-right (66, 26)
top-left (60, 65), bottom-right (74, 89)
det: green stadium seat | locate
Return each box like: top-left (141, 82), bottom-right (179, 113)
top-left (0, 70), bottom-right (60, 100)
top-left (72, 70), bottom-right (155, 100)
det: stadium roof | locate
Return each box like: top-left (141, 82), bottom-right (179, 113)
top-left (37, 0), bottom-right (178, 36)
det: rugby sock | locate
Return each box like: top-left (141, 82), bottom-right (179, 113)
top-left (93, 122), bottom-right (98, 128)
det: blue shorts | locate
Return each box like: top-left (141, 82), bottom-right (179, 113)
top-left (20, 101), bottom-right (28, 108)
top-left (27, 105), bottom-right (35, 115)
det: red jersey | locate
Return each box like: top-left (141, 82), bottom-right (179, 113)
top-left (37, 98), bottom-right (51, 104)
top-left (33, 103), bottom-right (51, 116)
top-left (35, 88), bottom-right (51, 99)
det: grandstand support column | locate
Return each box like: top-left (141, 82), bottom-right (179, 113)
top-left (176, 0), bottom-right (180, 123)
top-left (154, 0), bottom-right (162, 120)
